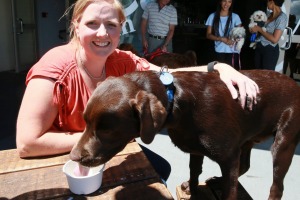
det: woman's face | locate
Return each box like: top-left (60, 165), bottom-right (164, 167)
top-left (221, 0), bottom-right (232, 11)
top-left (267, 0), bottom-right (274, 10)
top-left (75, 2), bottom-right (122, 58)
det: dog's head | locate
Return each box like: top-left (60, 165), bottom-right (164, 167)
top-left (250, 10), bottom-right (268, 23)
top-left (118, 43), bottom-right (139, 56)
top-left (70, 72), bottom-right (168, 167)
top-left (229, 27), bottom-right (246, 41)
top-left (150, 50), bottom-right (197, 69)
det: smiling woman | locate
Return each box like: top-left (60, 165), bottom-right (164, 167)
top-left (16, 0), bottom-right (259, 159)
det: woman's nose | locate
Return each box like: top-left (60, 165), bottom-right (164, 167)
top-left (96, 24), bottom-right (108, 37)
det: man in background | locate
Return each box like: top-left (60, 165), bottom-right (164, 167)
top-left (141, 0), bottom-right (177, 53)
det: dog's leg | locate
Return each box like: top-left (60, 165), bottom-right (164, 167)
top-left (269, 131), bottom-right (299, 199)
top-left (219, 152), bottom-right (240, 200)
top-left (239, 141), bottom-right (254, 176)
top-left (181, 154), bottom-right (204, 195)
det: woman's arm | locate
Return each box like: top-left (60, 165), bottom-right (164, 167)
top-left (16, 78), bottom-right (83, 158)
top-left (206, 26), bottom-right (234, 45)
top-left (149, 63), bottom-right (259, 109)
top-left (206, 26), bottom-right (221, 41)
top-left (250, 26), bottom-right (283, 44)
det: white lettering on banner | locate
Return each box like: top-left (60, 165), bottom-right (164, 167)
top-left (122, 0), bottom-right (138, 35)
top-left (124, 0), bottom-right (139, 16)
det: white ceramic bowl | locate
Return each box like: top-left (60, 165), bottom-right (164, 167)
top-left (63, 160), bottom-right (105, 195)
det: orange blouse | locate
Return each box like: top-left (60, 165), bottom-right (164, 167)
top-left (26, 43), bottom-right (150, 132)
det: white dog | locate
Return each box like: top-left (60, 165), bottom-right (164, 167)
top-left (229, 27), bottom-right (246, 52)
top-left (248, 10), bottom-right (268, 49)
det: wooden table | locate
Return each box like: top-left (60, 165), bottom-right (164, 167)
top-left (0, 141), bottom-right (173, 200)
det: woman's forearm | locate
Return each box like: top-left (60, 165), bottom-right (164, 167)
top-left (17, 131), bottom-right (83, 158)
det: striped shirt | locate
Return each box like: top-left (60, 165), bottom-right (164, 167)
top-left (142, 2), bottom-right (177, 37)
top-left (259, 11), bottom-right (287, 47)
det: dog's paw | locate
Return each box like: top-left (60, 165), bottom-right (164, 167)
top-left (248, 22), bottom-right (257, 28)
top-left (236, 39), bottom-right (245, 52)
top-left (181, 181), bottom-right (191, 195)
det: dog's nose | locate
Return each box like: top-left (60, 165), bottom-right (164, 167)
top-left (69, 148), bottom-right (82, 162)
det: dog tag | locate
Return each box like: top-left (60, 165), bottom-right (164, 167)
top-left (160, 72), bottom-right (174, 85)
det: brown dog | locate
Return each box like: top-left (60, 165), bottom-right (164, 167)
top-left (148, 50), bottom-right (197, 68)
top-left (118, 43), bottom-right (140, 56)
top-left (118, 43), bottom-right (197, 68)
top-left (70, 70), bottom-right (300, 200)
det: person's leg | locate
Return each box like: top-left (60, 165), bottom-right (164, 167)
top-left (254, 43), bottom-right (263, 69)
top-left (224, 53), bottom-right (233, 67)
top-left (148, 37), bottom-right (164, 53)
top-left (139, 144), bottom-right (171, 184)
top-left (232, 53), bottom-right (241, 70)
top-left (216, 52), bottom-right (230, 65)
top-left (261, 45), bottom-right (279, 70)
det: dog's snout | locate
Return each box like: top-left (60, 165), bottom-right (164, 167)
top-left (69, 148), bottom-right (82, 162)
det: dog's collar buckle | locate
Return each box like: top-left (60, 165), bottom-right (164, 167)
top-left (159, 66), bottom-right (174, 85)
top-left (159, 66), bottom-right (175, 116)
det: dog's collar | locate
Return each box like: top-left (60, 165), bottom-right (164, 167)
top-left (159, 66), bottom-right (175, 116)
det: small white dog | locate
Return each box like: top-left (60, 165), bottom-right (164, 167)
top-left (248, 10), bottom-right (268, 49)
top-left (229, 27), bottom-right (246, 52)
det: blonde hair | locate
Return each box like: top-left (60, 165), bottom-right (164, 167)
top-left (68, 0), bottom-right (125, 43)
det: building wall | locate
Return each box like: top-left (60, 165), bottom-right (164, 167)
top-left (0, 0), bottom-right (15, 71)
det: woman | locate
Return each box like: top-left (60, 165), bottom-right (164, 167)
top-left (16, 0), bottom-right (258, 158)
top-left (206, 0), bottom-right (242, 70)
top-left (250, 0), bottom-right (287, 70)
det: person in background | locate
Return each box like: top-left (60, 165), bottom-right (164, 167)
top-left (249, 0), bottom-right (287, 70)
top-left (206, 0), bottom-right (242, 70)
top-left (141, 0), bottom-right (177, 53)
top-left (16, 0), bottom-right (259, 158)
top-left (283, 14), bottom-right (300, 78)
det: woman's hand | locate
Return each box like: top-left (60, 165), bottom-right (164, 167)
top-left (220, 37), bottom-right (234, 45)
top-left (214, 63), bottom-right (259, 110)
top-left (249, 25), bottom-right (261, 33)
top-left (150, 63), bottom-right (260, 110)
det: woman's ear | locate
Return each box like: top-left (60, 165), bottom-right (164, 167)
top-left (73, 21), bottom-right (80, 37)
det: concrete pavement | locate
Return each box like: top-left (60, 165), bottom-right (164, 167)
top-left (136, 130), bottom-right (300, 200)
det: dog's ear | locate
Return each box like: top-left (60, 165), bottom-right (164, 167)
top-left (129, 90), bottom-right (167, 144)
top-left (263, 12), bottom-right (268, 22)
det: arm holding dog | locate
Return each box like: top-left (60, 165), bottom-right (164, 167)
top-left (206, 26), bottom-right (234, 46)
top-left (149, 62), bottom-right (259, 109)
top-left (250, 25), bottom-right (283, 44)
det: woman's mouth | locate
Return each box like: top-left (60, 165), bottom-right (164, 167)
top-left (93, 41), bottom-right (110, 47)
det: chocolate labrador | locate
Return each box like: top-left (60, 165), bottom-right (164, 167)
top-left (149, 50), bottom-right (198, 68)
top-left (70, 70), bottom-right (300, 200)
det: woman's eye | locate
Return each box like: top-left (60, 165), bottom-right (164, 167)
top-left (107, 23), bottom-right (118, 28)
top-left (87, 21), bottom-right (95, 25)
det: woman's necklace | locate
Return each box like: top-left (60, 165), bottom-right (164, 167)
top-left (79, 53), bottom-right (106, 81)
